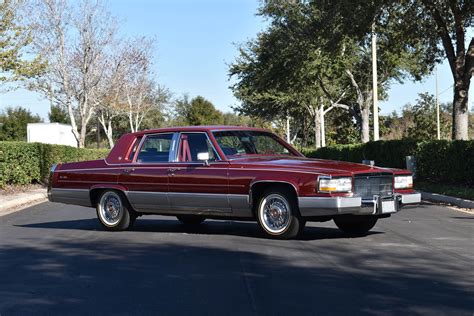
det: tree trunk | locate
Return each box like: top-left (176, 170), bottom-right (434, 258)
top-left (96, 119), bottom-right (101, 149)
top-left (320, 105), bottom-right (326, 147)
top-left (286, 114), bottom-right (291, 143)
top-left (314, 112), bottom-right (321, 149)
top-left (98, 113), bottom-right (115, 149)
top-left (452, 79), bottom-right (470, 140)
top-left (361, 105), bottom-right (370, 143)
top-left (106, 120), bottom-right (114, 148)
top-left (79, 125), bottom-right (87, 148)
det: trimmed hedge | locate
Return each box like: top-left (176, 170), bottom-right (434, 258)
top-left (303, 139), bottom-right (474, 185)
top-left (0, 142), bottom-right (109, 186)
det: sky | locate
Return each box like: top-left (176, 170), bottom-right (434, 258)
top-left (1, 0), bottom-right (472, 120)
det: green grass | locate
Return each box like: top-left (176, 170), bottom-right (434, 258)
top-left (415, 181), bottom-right (474, 201)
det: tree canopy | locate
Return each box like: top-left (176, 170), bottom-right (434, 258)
top-left (0, 0), bottom-right (45, 85)
top-left (0, 106), bottom-right (42, 141)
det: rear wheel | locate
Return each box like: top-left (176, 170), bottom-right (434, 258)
top-left (333, 216), bottom-right (378, 235)
top-left (96, 190), bottom-right (133, 231)
top-left (257, 189), bottom-right (304, 239)
top-left (176, 215), bottom-right (205, 225)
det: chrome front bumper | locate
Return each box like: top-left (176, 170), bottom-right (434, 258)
top-left (298, 193), bottom-right (421, 217)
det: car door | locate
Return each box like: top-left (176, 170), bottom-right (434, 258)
top-left (119, 132), bottom-right (175, 213)
top-left (168, 132), bottom-right (230, 213)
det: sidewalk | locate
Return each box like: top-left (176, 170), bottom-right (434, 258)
top-left (0, 188), bottom-right (48, 217)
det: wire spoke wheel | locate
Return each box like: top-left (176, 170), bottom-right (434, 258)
top-left (99, 192), bottom-right (123, 225)
top-left (259, 193), bottom-right (292, 234)
top-left (97, 191), bottom-right (128, 228)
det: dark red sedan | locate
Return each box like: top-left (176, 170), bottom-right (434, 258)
top-left (48, 126), bottom-right (420, 239)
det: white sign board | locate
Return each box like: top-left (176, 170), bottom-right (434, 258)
top-left (27, 123), bottom-right (77, 147)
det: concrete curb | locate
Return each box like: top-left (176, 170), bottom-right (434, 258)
top-left (420, 191), bottom-right (474, 209)
top-left (0, 190), bottom-right (48, 217)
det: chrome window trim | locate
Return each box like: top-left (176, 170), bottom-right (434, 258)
top-left (133, 132), bottom-right (176, 164)
top-left (211, 129), bottom-right (301, 158)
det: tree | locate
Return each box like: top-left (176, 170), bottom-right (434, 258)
top-left (174, 96), bottom-right (223, 126)
top-left (229, 18), bottom-right (348, 149)
top-left (313, 0), bottom-right (473, 139)
top-left (119, 38), bottom-right (170, 133)
top-left (28, 0), bottom-right (116, 147)
top-left (382, 94), bottom-right (452, 140)
top-left (0, 0), bottom-right (44, 85)
top-left (48, 104), bottom-right (70, 124)
top-left (231, 1), bottom-right (437, 148)
top-left (0, 106), bottom-right (42, 141)
top-left (420, 0), bottom-right (473, 140)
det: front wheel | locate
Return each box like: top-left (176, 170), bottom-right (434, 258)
top-left (257, 189), bottom-right (305, 239)
top-left (96, 190), bottom-right (133, 231)
top-left (333, 216), bottom-right (378, 235)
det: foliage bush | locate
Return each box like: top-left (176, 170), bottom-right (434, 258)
top-left (303, 139), bottom-right (474, 185)
top-left (0, 142), bottom-right (109, 186)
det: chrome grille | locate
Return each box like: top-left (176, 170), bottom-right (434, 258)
top-left (353, 173), bottom-right (393, 199)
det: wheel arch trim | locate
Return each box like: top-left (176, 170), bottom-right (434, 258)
top-left (249, 180), bottom-right (299, 206)
top-left (89, 184), bottom-right (130, 206)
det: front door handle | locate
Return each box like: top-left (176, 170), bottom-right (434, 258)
top-left (167, 168), bottom-right (180, 175)
top-left (123, 168), bottom-right (135, 174)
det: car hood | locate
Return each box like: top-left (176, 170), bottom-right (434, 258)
top-left (229, 156), bottom-right (396, 176)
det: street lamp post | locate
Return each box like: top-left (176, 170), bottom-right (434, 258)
top-left (372, 23), bottom-right (379, 141)
top-left (436, 67), bottom-right (441, 140)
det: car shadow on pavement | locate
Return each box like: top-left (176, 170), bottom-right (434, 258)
top-left (0, 236), bottom-right (472, 315)
top-left (16, 217), bottom-right (382, 241)
top-left (450, 216), bottom-right (474, 220)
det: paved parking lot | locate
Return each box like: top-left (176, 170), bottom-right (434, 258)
top-left (0, 202), bottom-right (472, 315)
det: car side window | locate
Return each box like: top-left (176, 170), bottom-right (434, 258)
top-left (177, 133), bottom-right (218, 162)
top-left (136, 134), bottom-right (173, 163)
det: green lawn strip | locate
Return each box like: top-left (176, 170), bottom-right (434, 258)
top-left (415, 181), bottom-right (474, 201)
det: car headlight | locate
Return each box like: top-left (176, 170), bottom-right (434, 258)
top-left (318, 177), bottom-right (352, 193)
top-left (394, 175), bottom-right (413, 189)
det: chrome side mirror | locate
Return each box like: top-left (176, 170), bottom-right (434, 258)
top-left (197, 152), bottom-right (210, 166)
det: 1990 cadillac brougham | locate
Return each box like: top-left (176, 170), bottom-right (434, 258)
top-left (48, 126), bottom-right (421, 239)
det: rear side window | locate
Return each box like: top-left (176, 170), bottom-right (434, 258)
top-left (136, 134), bottom-right (173, 163)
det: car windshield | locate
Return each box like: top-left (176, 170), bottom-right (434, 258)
top-left (212, 130), bottom-right (296, 157)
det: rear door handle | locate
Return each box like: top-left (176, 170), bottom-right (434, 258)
top-left (123, 168), bottom-right (135, 174)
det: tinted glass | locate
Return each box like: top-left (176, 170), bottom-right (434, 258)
top-left (178, 133), bottom-right (218, 162)
top-left (213, 131), bottom-right (294, 157)
top-left (136, 134), bottom-right (173, 163)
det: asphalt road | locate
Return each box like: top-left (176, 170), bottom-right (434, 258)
top-left (0, 202), bottom-right (472, 316)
